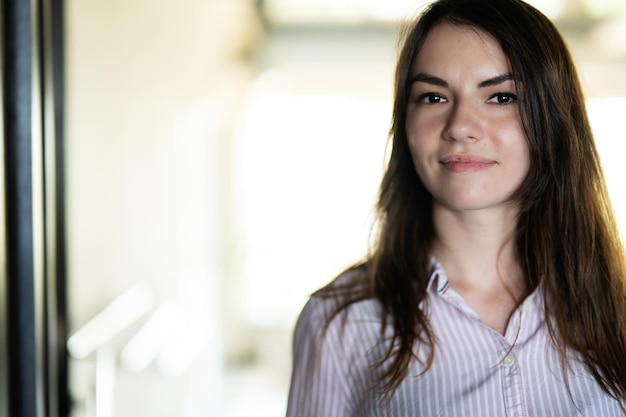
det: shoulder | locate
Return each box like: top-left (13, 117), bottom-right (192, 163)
top-left (292, 267), bottom-right (388, 373)
top-left (288, 269), bottom-right (388, 411)
top-left (297, 267), bottom-right (383, 335)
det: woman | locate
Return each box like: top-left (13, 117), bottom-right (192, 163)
top-left (286, 0), bottom-right (626, 415)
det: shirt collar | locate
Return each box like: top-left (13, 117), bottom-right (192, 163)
top-left (426, 257), bottom-right (450, 295)
top-left (426, 256), bottom-right (545, 307)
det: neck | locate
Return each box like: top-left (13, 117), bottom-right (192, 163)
top-left (431, 204), bottom-right (525, 293)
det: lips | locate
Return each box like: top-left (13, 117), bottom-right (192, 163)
top-left (439, 154), bottom-right (496, 173)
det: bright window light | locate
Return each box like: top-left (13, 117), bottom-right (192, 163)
top-left (235, 64), bottom-right (392, 328)
top-left (582, 0), bottom-right (626, 18)
top-left (587, 98), bottom-right (626, 239)
top-left (525, 0), bottom-right (565, 18)
top-left (263, 0), bottom-right (431, 24)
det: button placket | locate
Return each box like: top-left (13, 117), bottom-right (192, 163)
top-left (500, 350), bottom-right (527, 416)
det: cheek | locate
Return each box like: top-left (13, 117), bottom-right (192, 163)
top-left (518, 147), bottom-right (531, 179)
top-left (493, 115), bottom-right (527, 148)
top-left (509, 124), bottom-right (529, 153)
top-left (502, 124), bottom-right (531, 177)
top-left (407, 112), bottom-right (441, 137)
top-left (406, 117), bottom-right (439, 155)
top-left (406, 137), bottom-right (434, 186)
top-left (406, 115), bottom-right (446, 181)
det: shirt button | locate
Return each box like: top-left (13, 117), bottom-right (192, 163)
top-left (503, 355), bottom-right (515, 367)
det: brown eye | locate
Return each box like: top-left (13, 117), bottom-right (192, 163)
top-left (418, 93), bottom-right (447, 104)
top-left (488, 93), bottom-right (517, 104)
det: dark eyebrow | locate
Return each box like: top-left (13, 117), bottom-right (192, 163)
top-left (478, 73), bottom-right (515, 88)
top-left (408, 72), bottom-right (515, 88)
top-left (409, 73), bottom-right (448, 88)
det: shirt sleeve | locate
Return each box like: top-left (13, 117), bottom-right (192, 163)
top-left (286, 296), bottom-right (352, 417)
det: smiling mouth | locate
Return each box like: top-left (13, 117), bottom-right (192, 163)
top-left (439, 155), bottom-right (496, 173)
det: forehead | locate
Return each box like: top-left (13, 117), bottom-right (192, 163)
top-left (411, 23), bottom-right (511, 77)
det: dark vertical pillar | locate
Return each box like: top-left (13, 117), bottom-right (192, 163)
top-left (1, 0), bottom-right (67, 415)
top-left (4, 0), bottom-right (41, 415)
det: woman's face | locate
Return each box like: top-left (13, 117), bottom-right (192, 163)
top-left (405, 23), bottom-right (530, 215)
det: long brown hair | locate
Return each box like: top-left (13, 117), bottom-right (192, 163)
top-left (317, 0), bottom-right (626, 401)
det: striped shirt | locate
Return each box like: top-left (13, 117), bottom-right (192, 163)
top-left (286, 260), bottom-right (625, 416)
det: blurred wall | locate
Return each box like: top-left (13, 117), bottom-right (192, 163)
top-left (66, 0), bottom-right (261, 415)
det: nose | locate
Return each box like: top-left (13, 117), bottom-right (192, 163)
top-left (442, 99), bottom-right (483, 142)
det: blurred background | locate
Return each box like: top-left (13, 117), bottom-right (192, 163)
top-left (63, 0), bottom-right (626, 416)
